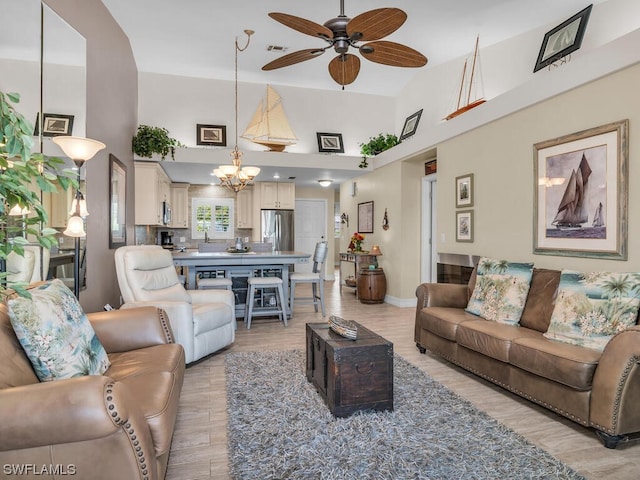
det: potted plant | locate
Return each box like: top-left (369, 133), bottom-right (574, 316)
top-left (0, 90), bottom-right (77, 297)
top-left (132, 125), bottom-right (183, 161)
top-left (358, 133), bottom-right (400, 168)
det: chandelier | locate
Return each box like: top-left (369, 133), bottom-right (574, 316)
top-left (213, 30), bottom-right (260, 192)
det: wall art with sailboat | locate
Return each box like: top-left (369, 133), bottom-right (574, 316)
top-left (534, 120), bottom-right (629, 259)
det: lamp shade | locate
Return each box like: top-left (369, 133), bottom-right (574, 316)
top-left (318, 179), bottom-right (332, 187)
top-left (69, 197), bottom-right (90, 218)
top-left (52, 136), bottom-right (105, 161)
top-left (370, 245), bottom-right (382, 256)
top-left (8, 204), bottom-right (30, 215)
top-left (63, 215), bottom-right (86, 237)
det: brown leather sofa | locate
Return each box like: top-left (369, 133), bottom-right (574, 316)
top-left (415, 267), bottom-right (640, 448)
top-left (0, 304), bottom-right (185, 479)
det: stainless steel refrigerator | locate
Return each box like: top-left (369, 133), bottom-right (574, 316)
top-left (261, 209), bottom-right (294, 251)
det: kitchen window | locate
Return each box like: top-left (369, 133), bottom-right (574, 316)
top-left (191, 197), bottom-right (234, 239)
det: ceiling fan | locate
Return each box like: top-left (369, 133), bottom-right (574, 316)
top-left (262, 0), bottom-right (428, 87)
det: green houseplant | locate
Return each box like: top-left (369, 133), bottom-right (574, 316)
top-left (0, 90), bottom-right (77, 297)
top-left (358, 133), bottom-right (400, 168)
top-left (132, 125), bottom-right (183, 161)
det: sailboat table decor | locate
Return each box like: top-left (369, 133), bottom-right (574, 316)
top-left (533, 119), bottom-right (629, 260)
top-left (242, 85), bottom-right (297, 152)
top-left (444, 35), bottom-right (486, 121)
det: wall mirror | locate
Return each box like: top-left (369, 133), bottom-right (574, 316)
top-left (0, 0), bottom-right (87, 285)
top-left (109, 154), bottom-right (127, 248)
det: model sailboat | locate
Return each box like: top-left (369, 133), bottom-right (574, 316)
top-left (552, 153), bottom-right (592, 230)
top-left (444, 35), bottom-right (486, 121)
top-left (242, 85), bottom-right (297, 152)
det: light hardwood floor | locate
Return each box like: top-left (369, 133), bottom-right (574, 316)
top-left (166, 276), bottom-right (639, 480)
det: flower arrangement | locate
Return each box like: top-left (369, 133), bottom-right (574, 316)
top-left (348, 232), bottom-right (365, 252)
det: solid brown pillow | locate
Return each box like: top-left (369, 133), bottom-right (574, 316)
top-left (519, 268), bottom-right (561, 332)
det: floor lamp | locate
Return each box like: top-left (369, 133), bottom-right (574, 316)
top-left (52, 136), bottom-right (105, 297)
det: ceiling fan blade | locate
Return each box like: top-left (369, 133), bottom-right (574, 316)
top-left (360, 41), bottom-right (428, 67)
top-left (347, 8), bottom-right (407, 42)
top-left (269, 12), bottom-right (333, 40)
top-left (328, 53), bottom-right (361, 86)
top-left (262, 48), bottom-right (326, 71)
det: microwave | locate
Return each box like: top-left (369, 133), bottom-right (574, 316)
top-left (162, 201), bottom-right (172, 225)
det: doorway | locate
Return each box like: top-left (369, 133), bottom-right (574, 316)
top-left (294, 199), bottom-right (327, 274)
top-left (421, 174), bottom-right (437, 283)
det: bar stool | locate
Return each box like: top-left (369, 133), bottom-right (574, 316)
top-left (196, 276), bottom-right (232, 290)
top-left (245, 276), bottom-right (288, 329)
top-left (289, 241), bottom-right (328, 317)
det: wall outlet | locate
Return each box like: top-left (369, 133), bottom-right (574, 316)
top-left (59, 237), bottom-right (64, 244)
top-left (179, 237), bottom-right (186, 243)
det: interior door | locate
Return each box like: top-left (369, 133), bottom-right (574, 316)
top-left (421, 175), bottom-right (437, 282)
top-left (294, 199), bottom-right (327, 273)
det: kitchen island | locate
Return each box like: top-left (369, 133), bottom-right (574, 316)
top-left (172, 250), bottom-right (311, 318)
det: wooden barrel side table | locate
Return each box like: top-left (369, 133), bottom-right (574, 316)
top-left (357, 268), bottom-right (387, 304)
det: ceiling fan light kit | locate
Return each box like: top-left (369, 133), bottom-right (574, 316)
top-left (262, 1), bottom-right (427, 87)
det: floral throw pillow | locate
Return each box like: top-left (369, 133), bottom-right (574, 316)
top-left (8, 279), bottom-right (110, 381)
top-left (465, 257), bottom-right (534, 325)
top-left (544, 270), bottom-right (640, 351)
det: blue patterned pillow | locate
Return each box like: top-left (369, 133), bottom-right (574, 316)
top-left (465, 257), bottom-right (534, 325)
top-left (544, 271), bottom-right (640, 351)
top-left (7, 279), bottom-right (110, 381)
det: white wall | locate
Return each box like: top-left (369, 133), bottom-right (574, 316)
top-left (138, 72), bottom-right (395, 159)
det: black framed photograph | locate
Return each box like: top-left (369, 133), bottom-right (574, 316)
top-left (196, 124), bottom-right (227, 146)
top-left (533, 4), bottom-right (593, 72)
top-left (533, 119), bottom-right (628, 259)
top-left (357, 201), bottom-right (374, 234)
top-left (34, 113), bottom-right (74, 137)
top-left (456, 210), bottom-right (474, 243)
top-left (316, 132), bottom-right (344, 153)
top-left (109, 154), bottom-right (127, 249)
top-left (399, 109), bottom-right (423, 141)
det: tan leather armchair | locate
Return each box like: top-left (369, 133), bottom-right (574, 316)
top-left (0, 304), bottom-right (185, 480)
top-left (115, 245), bottom-right (236, 364)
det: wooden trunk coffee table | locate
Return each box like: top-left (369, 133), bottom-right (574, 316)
top-left (305, 322), bottom-right (393, 417)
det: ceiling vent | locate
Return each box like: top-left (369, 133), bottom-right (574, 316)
top-left (267, 45), bottom-right (288, 53)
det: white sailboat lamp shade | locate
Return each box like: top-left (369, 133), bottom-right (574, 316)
top-left (52, 136), bottom-right (106, 162)
top-left (63, 214), bottom-right (86, 237)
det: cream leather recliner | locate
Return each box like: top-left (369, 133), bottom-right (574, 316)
top-left (6, 245), bottom-right (51, 284)
top-left (115, 245), bottom-right (235, 364)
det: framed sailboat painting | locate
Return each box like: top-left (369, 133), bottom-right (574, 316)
top-left (533, 119), bottom-right (629, 259)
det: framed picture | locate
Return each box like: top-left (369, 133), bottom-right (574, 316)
top-left (534, 119), bottom-right (628, 259)
top-left (316, 132), bottom-right (344, 153)
top-left (456, 210), bottom-right (474, 242)
top-left (533, 4), bottom-right (592, 72)
top-left (196, 124), bottom-right (226, 146)
top-left (357, 201), bottom-right (374, 234)
top-left (455, 173), bottom-right (474, 208)
top-left (400, 109), bottom-right (423, 141)
top-left (34, 113), bottom-right (74, 137)
top-left (109, 154), bottom-right (127, 249)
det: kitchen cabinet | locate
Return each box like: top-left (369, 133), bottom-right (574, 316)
top-left (134, 161), bottom-right (171, 225)
top-left (259, 182), bottom-right (295, 209)
top-left (170, 183), bottom-right (189, 228)
top-left (236, 188), bottom-right (253, 228)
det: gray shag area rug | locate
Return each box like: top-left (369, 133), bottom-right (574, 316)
top-left (226, 350), bottom-right (585, 480)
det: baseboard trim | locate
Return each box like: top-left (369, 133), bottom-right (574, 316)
top-left (384, 296), bottom-right (417, 308)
